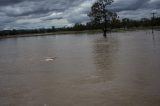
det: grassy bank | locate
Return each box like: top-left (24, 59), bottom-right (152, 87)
top-left (0, 30), bottom-right (102, 39)
top-left (0, 27), bottom-right (159, 39)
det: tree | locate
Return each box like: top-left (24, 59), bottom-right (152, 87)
top-left (88, 0), bottom-right (116, 37)
top-left (52, 26), bottom-right (55, 32)
top-left (122, 18), bottom-right (129, 29)
top-left (73, 23), bottom-right (85, 31)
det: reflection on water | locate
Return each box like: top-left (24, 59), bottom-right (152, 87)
top-left (0, 30), bottom-right (160, 106)
top-left (93, 38), bottom-right (118, 82)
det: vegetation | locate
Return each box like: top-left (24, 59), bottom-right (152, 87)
top-left (0, 17), bottom-right (160, 38)
top-left (88, 0), bottom-right (117, 37)
top-left (0, 0), bottom-right (160, 38)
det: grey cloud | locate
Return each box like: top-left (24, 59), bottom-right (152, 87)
top-left (118, 9), bottom-right (153, 19)
top-left (66, 14), bottom-right (89, 23)
top-left (0, 0), bottom-right (160, 30)
top-left (146, 0), bottom-right (160, 9)
top-left (41, 13), bottom-right (63, 21)
top-left (0, 0), bottom-right (22, 6)
top-left (0, 0), bottom-right (83, 17)
top-left (0, 0), bottom-right (87, 30)
top-left (109, 0), bottom-right (160, 20)
top-left (110, 0), bottom-right (151, 12)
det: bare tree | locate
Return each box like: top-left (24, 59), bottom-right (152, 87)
top-left (88, 0), bottom-right (116, 37)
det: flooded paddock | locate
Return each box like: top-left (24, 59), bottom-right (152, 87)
top-left (0, 30), bottom-right (160, 106)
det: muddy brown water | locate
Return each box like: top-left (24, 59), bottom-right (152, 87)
top-left (0, 30), bottom-right (160, 106)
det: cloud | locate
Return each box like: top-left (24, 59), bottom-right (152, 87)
top-left (64, 0), bottom-right (95, 23)
top-left (112, 0), bottom-right (160, 20)
top-left (0, 0), bottom-right (22, 6)
top-left (118, 9), bottom-right (160, 19)
top-left (110, 0), bottom-right (151, 12)
top-left (0, 0), bottom-right (159, 30)
top-left (41, 12), bottom-right (63, 21)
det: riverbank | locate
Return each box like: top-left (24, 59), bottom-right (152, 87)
top-left (0, 30), bottom-right (100, 39)
top-left (0, 27), bottom-right (159, 39)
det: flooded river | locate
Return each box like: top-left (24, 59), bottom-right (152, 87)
top-left (0, 30), bottom-right (160, 106)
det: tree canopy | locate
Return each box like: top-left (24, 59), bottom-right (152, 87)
top-left (88, 0), bottom-right (117, 37)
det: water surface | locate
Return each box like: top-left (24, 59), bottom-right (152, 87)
top-left (0, 30), bottom-right (160, 106)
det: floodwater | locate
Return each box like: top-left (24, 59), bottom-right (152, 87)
top-left (0, 30), bottom-right (160, 106)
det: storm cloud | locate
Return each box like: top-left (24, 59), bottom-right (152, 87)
top-left (0, 0), bottom-right (159, 30)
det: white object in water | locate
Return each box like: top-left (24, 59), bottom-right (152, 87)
top-left (45, 57), bottom-right (56, 62)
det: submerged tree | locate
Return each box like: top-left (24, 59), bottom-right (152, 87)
top-left (88, 0), bottom-right (116, 37)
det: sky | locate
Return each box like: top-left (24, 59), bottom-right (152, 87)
top-left (0, 0), bottom-right (160, 30)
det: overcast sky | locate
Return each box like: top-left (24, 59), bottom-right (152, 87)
top-left (0, 0), bottom-right (160, 30)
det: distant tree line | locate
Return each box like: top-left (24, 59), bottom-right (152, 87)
top-left (0, 26), bottom-right (55, 37)
top-left (0, 17), bottom-right (160, 37)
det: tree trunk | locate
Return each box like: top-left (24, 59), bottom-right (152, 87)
top-left (103, 15), bottom-right (107, 38)
top-left (103, 29), bottom-right (107, 38)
